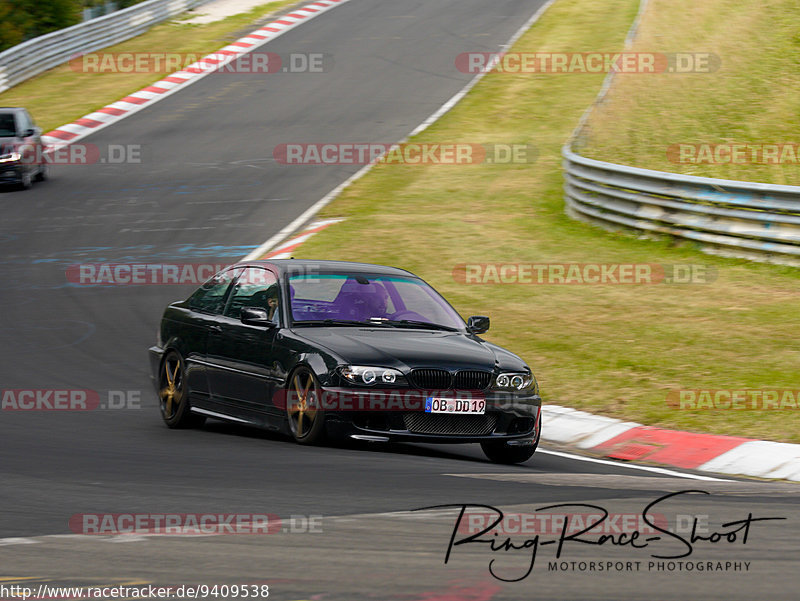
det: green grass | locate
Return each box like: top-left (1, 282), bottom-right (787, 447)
top-left (0, 0), bottom-right (298, 133)
top-left (293, 0), bottom-right (800, 443)
top-left (579, 0), bottom-right (800, 184)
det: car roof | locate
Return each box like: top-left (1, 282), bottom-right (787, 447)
top-left (238, 259), bottom-right (419, 278)
top-left (0, 108), bottom-right (25, 113)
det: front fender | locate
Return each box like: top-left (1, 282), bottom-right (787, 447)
top-left (286, 352), bottom-right (337, 387)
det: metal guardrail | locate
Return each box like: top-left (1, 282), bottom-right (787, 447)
top-left (562, 148), bottom-right (800, 265)
top-left (562, 0), bottom-right (800, 266)
top-left (0, 0), bottom-right (210, 94)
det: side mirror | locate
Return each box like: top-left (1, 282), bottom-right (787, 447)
top-left (23, 128), bottom-right (35, 138)
top-left (241, 307), bottom-right (275, 327)
top-left (467, 315), bottom-right (490, 334)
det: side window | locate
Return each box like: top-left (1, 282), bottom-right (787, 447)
top-left (16, 112), bottom-right (30, 136)
top-left (224, 267), bottom-right (280, 322)
top-left (0, 113), bottom-right (15, 137)
top-left (188, 268), bottom-right (241, 314)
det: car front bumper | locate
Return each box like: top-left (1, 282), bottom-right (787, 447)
top-left (0, 164), bottom-right (23, 183)
top-left (318, 386), bottom-right (541, 444)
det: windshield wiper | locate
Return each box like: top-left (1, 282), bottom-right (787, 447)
top-left (293, 319), bottom-right (458, 331)
top-left (292, 319), bottom-right (389, 327)
top-left (382, 319), bottom-right (459, 332)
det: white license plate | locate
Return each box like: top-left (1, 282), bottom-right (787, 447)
top-left (425, 397), bottom-right (485, 414)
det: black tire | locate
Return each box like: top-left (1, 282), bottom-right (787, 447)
top-left (481, 440), bottom-right (537, 464)
top-left (158, 350), bottom-right (205, 428)
top-left (286, 367), bottom-right (326, 445)
top-left (34, 163), bottom-right (48, 182)
top-left (19, 170), bottom-right (32, 190)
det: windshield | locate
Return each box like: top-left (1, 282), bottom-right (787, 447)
top-left (288, 273), bottom-right (465, 330)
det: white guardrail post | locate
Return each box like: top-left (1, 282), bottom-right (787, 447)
top-left (0, 0), bottom-right (209, 94)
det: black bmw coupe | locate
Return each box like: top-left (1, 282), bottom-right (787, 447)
top-left (149, 260), bottom-right (541, 463)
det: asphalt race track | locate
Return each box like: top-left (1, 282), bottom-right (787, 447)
top-left (1, 1), bottom-right (798, 599)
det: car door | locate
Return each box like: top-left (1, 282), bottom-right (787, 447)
top-left (205, 266), bottom-right (283, 425)
top-left (181, 266), bottom-right (243, 410)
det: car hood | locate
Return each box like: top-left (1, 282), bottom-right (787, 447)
top-left (291, 326), bottom-right (526, 372)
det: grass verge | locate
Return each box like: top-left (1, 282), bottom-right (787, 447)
top-left (0, 0), bottom-right (298, 133)
top-left (579, 0), bottom-right (800, 185)
top-left (295, 0), bottom-right (800, 443)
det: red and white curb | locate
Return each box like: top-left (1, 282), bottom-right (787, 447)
top-left (259, 218), bottom-right (343, 259)
top-left (42, 0), bottom-right (352, 148)
top-left (541, 405), bottom-right (800, 481)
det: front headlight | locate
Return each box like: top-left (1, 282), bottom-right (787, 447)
top-left (0, 151), bottom-right (21, 164)
top-left (339, 365), bottom-right (408, 386)
top-left (494, 371), bottom-right (534, 391)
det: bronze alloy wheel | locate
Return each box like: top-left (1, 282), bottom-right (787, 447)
top-left (286, 367), bottom-right (325, 444)
top-left (158, 350), bottom-right (204, 428)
